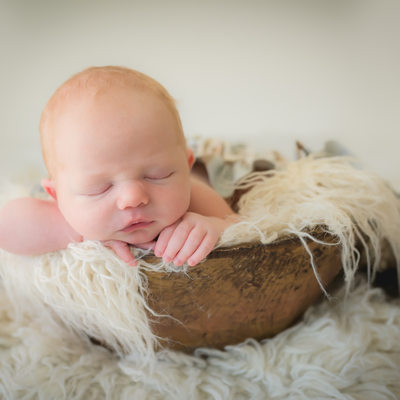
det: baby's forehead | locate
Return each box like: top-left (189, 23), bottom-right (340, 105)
top-left (53, 84), bottom-right (171, 133)
top-left (41, 67), bottom-right (185, 175)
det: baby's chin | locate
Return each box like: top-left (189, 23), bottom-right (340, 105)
top-left (114, 228), bottom-right (160, 246)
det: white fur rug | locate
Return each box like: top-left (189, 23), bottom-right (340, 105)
top-left (1, 278), bottom-right (399, 399)
top-left (1, 154), bottom-right (400, 399)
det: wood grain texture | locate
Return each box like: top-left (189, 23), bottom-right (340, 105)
top-left (143, 231), bottom-right (341, 352)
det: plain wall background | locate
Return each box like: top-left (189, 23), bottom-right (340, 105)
top-left (1, 0), bottom-right (399, 188)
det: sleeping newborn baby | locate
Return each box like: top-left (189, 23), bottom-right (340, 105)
top-left (0, 66), bottom-right (236, 266)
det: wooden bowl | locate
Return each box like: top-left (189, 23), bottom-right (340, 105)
top-left (143, 230), bottom-right (341, 352)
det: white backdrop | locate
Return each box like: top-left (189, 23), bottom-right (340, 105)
top-left (1, 0), bottom-right (399, 188)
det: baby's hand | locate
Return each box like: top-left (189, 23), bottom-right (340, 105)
top-left (153, 212), bottom-right (232, 266)
top-left (102, 239), bottom-right (137, 266)
top-left (102, 239), bottom-right (155, 267)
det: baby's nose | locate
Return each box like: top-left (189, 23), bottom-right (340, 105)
top-left (117, 181), bottom-right (149, 209)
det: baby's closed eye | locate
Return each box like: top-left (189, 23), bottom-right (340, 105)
top-left (144, 171), bottom-right (174, 181)
top-left (82, 184), bottom-right (112, 196)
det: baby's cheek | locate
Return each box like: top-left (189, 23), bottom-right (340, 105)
top-left (62, 204), bottom-right (107, 240)
top-left (163, 190), bottom-right (191, 223)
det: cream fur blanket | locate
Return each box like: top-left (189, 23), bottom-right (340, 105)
top-left (1, 155), bottom-right (400, 399)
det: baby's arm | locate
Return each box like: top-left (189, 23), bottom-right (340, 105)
top-left (154, 177), bottom-right (237, 266)
top-left (187, 176), bottom-right (234, 219)
top-left (0, 198), bottom-right (82, 255)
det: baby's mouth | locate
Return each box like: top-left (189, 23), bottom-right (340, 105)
top-left (120, 220), bottom-right (154, 233)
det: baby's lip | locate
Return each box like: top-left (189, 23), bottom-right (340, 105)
top-left (120, 220), bottom-right (154, 233)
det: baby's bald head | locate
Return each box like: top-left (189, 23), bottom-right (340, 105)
top-left (39, 66), bottom-right (184, 177)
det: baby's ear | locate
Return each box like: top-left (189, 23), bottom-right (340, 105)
top-left (41, 178), bottom-right (57, 200)
top-left (187, 148), bottom-right (195, 169)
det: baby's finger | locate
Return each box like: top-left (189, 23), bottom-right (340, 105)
top-left (187, 234), bottom-right (218, 266)
top-left (154, 224), bottom-right (177, 257)
top-left (172, 229), bottom-right (206, 266)
top-left (108, 241), bottom-right (137, 266)
top-left (162, 222), bottom-right (194, 263)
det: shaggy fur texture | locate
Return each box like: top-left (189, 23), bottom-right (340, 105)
top-left (1, 279), bottom-right (399, 399)
top-left (1, 155), bottom-right (400, 399)
top-left (220, 156), bottom-right (400, 294)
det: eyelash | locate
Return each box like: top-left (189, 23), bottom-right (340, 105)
top-left (84, 172), bottom-right (174, 196)
top-left (145, 172), bottom-right (174, 181)
top-left (86, 185), bottom-right (112, 196)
